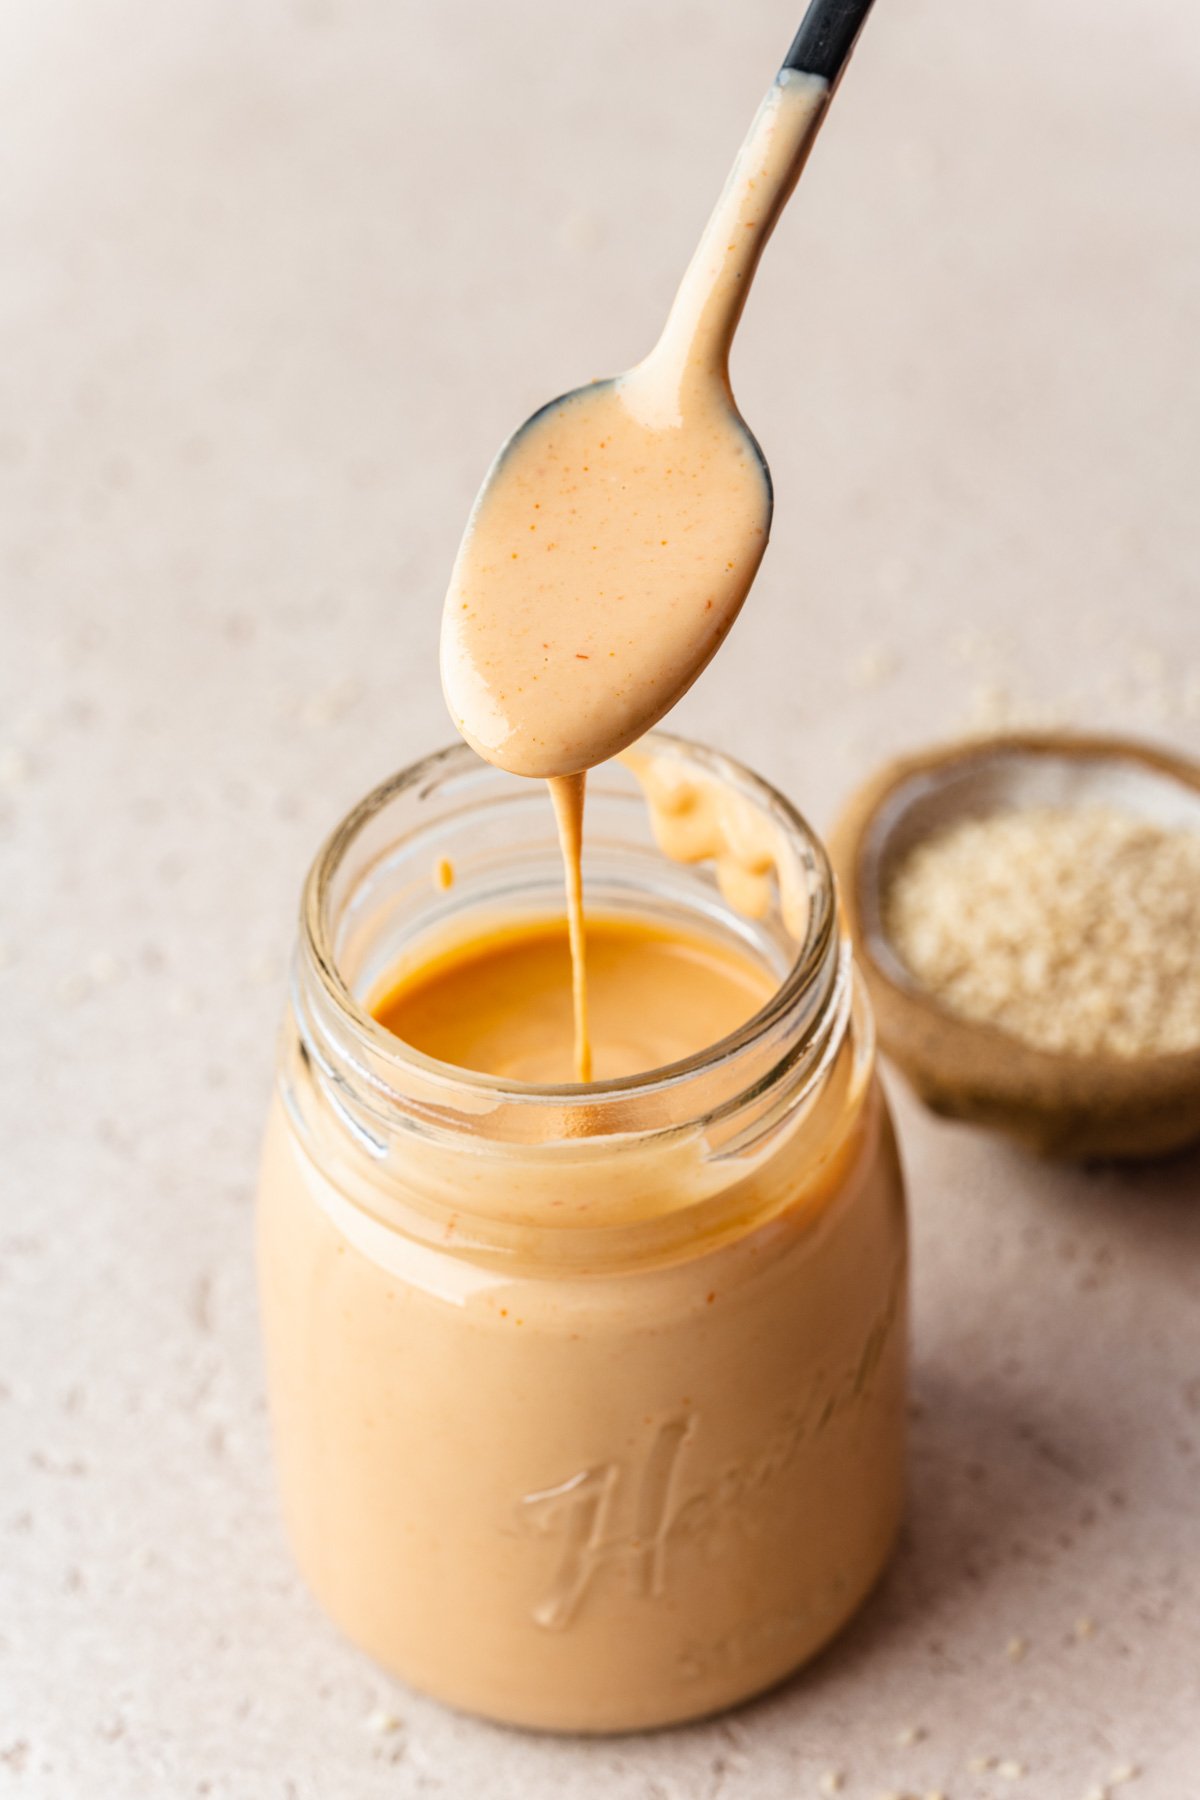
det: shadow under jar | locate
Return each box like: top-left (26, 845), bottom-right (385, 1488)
top-left (257, 735), bottom-right (908, 1733)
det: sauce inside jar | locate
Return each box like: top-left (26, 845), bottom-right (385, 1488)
top-left (372, 914), bottom-right (774, 1086)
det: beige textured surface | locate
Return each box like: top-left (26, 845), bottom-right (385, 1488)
top-left (2, 1), bottom-right (1199, 1795)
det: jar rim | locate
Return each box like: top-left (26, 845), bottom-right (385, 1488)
top-left (299, 731), bottom-right (839, 1118)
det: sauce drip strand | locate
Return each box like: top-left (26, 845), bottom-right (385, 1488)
top-left (547, 773), bottom-right (591, 1081)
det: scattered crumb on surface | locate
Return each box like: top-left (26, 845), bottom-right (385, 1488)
top-left (246, 951), bottom-right (280, 987)
top-left (852, 642), bottom-right (900, 690)
top-left (1005, 1635), bottom-right (1028, 1662)
top-left (951, 625), bottom-right (1002, 666)
top-left (1131, 647), bottom-right (1167, 684)
top-left (557, 207), bottom-right (605, 253)
top-left (364, 1707), bottom-right (400, 1735)
top-left (296, 678), bottom-right (362, 729)
top-left (963, 684), bottom-right (1072, 734)
top-left (86, 949), bottom-right (120, 985)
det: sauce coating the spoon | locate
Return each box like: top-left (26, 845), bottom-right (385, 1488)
top-left (441, 68), bottom-right (828, 781)
top-left (441, 68), bottom-right (830, 1080)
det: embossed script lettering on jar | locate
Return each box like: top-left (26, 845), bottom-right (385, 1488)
top-left (517, 1253), bottom-right (904, 1635)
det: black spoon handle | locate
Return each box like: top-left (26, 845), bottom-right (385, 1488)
top-left (782, 0), bottom-right (877, 82)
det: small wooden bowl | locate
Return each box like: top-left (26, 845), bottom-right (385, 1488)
top-left (829, 732), bottom-right (1200, 1159)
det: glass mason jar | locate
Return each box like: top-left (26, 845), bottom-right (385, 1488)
top-left (257, 734), bottom-right (907, 1734)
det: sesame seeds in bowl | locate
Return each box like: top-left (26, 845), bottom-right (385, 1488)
top-left (829, 733), bottom-right (1200, 1159)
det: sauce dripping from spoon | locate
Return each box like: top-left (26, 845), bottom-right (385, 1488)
top-left (442, 52), bottom-right (848, 1080)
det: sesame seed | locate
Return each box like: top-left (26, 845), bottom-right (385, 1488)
top-left (886, 808), bottom-right (1200, 1058)
top-left (852, 642), bottom-right (899, 690)
top-left (364, 1707), bottom-right (400, 1734)
top-left (1132, 646), bottom-right (1167, 683)
top-left (87, 949), bottom-right (120, 985)
top-left (818, 1774), bottom-right (845, 1796)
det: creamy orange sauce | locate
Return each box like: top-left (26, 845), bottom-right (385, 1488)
top-left (373, 913), bottom-right (774, 1086)
top-left (624, 743), bottom-right (812, 942)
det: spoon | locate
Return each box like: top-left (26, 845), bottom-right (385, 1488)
top-left (441, 0), bottom-right (878, 781)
